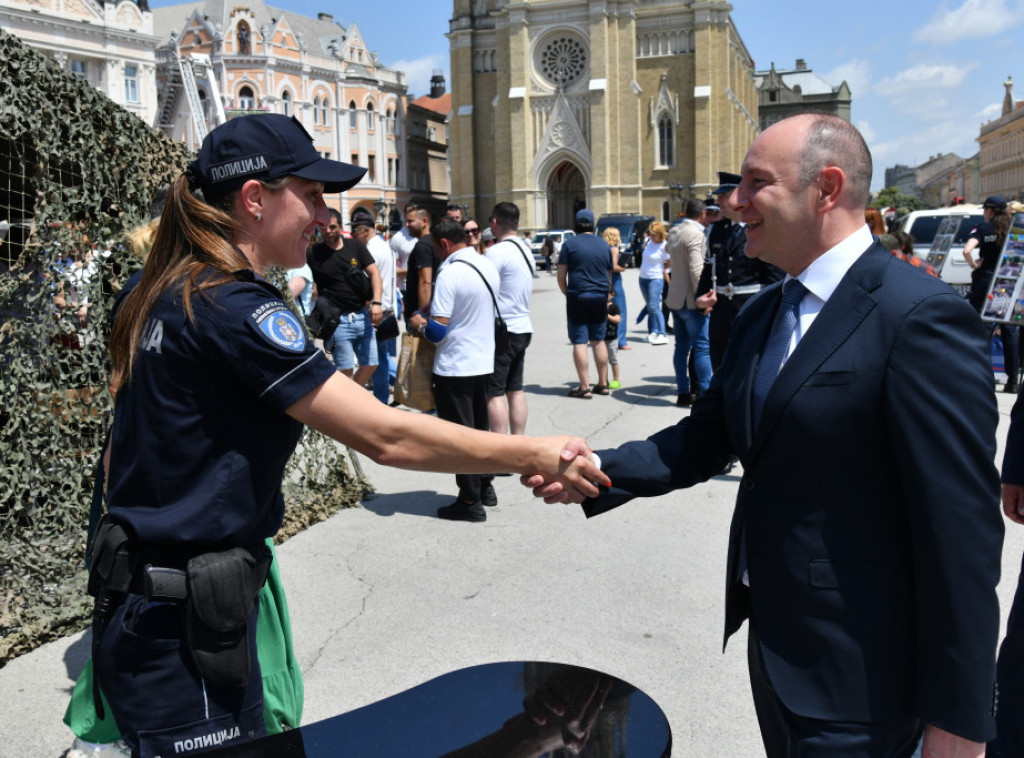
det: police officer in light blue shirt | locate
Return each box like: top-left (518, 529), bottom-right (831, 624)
top-left (89, 114), bottom-right (607, 758)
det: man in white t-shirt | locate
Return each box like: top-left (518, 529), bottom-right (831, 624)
top-left (485, 203), bottom-right (535, 499)
top-left (389, 202), bottom-right (420, 314)
top-left (409, 217), bottom-right (500, 522)
top-left (352, 208), bottom-right (397, 404)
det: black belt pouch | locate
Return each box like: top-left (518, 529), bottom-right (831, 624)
top-left (184, 545), bottom-right (271, 689)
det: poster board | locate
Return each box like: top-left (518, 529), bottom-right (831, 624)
top-left (925, 215), bottom-right (959, 273)
top-left (982, 212), bottom-right (1024, 324)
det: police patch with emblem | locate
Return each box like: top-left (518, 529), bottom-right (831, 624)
top-left (250, 302), bottom-right (306, 352)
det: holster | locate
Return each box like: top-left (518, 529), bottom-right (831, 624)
top-left (87, 515), bottom-right (136, 720)
top-left (184, 544), bottom-right (272, 688)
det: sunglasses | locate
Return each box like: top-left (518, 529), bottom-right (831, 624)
top-left (464, 227), bottom-right (481, 236)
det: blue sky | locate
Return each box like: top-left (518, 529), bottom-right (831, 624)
top-left (152, 0), bottom-right (1023, 191)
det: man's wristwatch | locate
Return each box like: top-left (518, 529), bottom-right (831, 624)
top-left (371, 301), bottom-right (382, 306)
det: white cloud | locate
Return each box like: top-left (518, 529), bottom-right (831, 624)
top-left (822, 60), bottom-right (871, 99)
top-left (873, 63), bottom-right (978, 120)
top-left (857, 120), bottom-right (877, 143)
top-left (914, 0), bottom-right (1022, 44)
top-left (390, 53), bottom-right (449, 99)
top-left (979, 101), bottom-right (1004, 121)
top-left (875, 63), bottom-right (973, 96)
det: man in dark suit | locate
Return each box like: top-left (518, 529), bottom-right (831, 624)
top-left (992, 393), bottom-right (1024, 757)
top-left (528, 114), bottom-right (1003, 757)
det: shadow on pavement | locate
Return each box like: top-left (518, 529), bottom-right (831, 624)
top-left (360, 490), bottom-right (451, 518)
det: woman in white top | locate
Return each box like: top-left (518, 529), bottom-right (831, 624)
top-left (638, 221), bottom-right (670, 344)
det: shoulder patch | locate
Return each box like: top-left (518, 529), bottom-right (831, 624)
top-left (249, 302), bottom-right (307, 353)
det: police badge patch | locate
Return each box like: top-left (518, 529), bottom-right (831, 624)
top-left (250, 303), bottom-right (306, 352)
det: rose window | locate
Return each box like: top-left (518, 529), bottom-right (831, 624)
top-left (539, 35), bottom-right (587, 87)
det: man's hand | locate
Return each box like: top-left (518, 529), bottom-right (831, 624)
top-left (1002, 482), bottom-right (1024, 525)
top-left (696, 290), bottom-right (717, 311)
top-left (921, 724), bottom-right (985, 758)
top-left (521, 438), bottom-right (605, 504)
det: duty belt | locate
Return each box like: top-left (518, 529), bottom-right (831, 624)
top-left (715, 283), bottom-right (763, 299)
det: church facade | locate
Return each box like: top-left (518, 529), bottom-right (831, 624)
top-left (447, 0), bottom-right (759, 230)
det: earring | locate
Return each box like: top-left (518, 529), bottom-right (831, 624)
top-left (255, 213), bottom-right (262, 222)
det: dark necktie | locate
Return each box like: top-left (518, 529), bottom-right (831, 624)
top-left (751, 279), bottom-right (807, 428)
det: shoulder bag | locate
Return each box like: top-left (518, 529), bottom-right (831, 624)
top-left (455, 259), bottom-right (510, 352)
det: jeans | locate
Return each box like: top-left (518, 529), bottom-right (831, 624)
top-left (612, 273), bottom-right (628, 347)
top-left (671, 307), bottom-right (711, 395)
top-left (328, 311), bottom-right (375, 371)
top-left (372, 337), bottom-right (396, 403)
top-left (639, 277), bottom-right (666, 335)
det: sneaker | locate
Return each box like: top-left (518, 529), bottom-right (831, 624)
top-left (651, 333), bottom-right (668, 345)
top-left (437, 500), bottom-right (486, 522)
top-left (481, 483), bottom-right (498, 506)
top-left (646, 333), bottom-right (656, 343)
top-left (608, 380), bottom-right (621, 389)
top-left (68, 739), bottom-right (132, 758)
top-left (676, 393), bottom-right (692, 407)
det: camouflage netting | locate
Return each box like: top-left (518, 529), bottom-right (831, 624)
top-left (0, 30), bottom-right (369, 665)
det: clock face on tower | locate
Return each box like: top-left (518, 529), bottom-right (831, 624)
top-left (537, 34), bottom-right (587, 88)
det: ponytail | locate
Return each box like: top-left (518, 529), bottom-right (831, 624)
top-left (109, 175), bottom-right (249, 390)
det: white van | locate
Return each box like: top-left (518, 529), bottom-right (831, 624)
top-left (897, 206), bottom-right (984, 295)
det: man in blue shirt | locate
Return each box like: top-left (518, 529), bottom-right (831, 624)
top-left (557, 209), bottom-right (613, 398)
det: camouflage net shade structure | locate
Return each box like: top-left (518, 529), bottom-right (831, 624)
top-left (0, 29), bottom-right (368, 664)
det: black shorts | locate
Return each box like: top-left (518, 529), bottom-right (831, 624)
top-left (566, 294), bottom-right (608, 344)
top-left (488, 331), bottom-right (532, 396)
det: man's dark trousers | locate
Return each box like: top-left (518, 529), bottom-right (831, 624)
top-left (433, 373), bottom-right (491, 502)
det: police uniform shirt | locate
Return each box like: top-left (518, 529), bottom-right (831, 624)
top-left (307, 237), bottom-right (376, 313)
top-left (106, 268), bottom-right (336, 548)
top-left (968, 221), bottom-right (1001, 273)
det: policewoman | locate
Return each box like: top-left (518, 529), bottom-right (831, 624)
top-left (90, 113), bottom-right (607, 757)
top-left (964, 195), bottom-right (1012, 312)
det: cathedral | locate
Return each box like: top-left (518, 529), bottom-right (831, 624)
top-left (448, 0), bottom-right (759, 230)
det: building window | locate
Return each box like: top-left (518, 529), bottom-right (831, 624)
top-left (388, 158), bottom-right (394, 184)
top-left (658, 114), bottom-right (674, 167)
top-left (366, 102), bottom-right (375, 131)
top-left (317, 95), bottom-right (329, 126)
top-left (281, 90), bottom-right (292, 117)
top-left (367, 155), bottom-right (376, 183)
top-left (537, 33), bottom-right (587, 88)
top-left (70, 59), bottom-right (87, 81)
top-left (349, 101), bottom-right (357, 129)
top-left (395, 158), bottom-right (400, 185)
top-left (351, 153), bottom-right (359, 167)
top-left (124, 65), bottom-right (139, 103)
top-left (385, 108), bottom-right (394, 135)
top-left (662, 201), bottom-right (671, 222)
top-left (313, 96), bottom-right (321, 125)
top-left (238, 86), bottom-right (255, 110)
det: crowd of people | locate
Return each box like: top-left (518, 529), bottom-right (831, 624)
top-left (61, 111), bottom-right (1024, 758)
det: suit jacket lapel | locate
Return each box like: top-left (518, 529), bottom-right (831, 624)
top-left (747, 245), bottom-right (886, 461)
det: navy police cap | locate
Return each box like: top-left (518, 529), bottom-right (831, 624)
top-left (711, 171), bottom-right (741, 194)
top-left (190, 114), bottom-right (366, 198)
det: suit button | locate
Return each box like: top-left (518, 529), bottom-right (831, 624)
top-left (741, 476), bottom-right (755, 490)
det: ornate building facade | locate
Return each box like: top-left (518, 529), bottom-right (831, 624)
top-left (753, 58), bottom-right (851, 131)
top-left (979, 76), bottom-right (1024, 203)
top-left (0, 0), bottom-right (159, 124)
top-left (153, 0), bottom-right (410, 224)
top-left (447, 0), bottom-right (759, 230)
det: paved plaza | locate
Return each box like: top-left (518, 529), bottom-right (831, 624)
top-left (2, 268), bottom-right (1023, 756)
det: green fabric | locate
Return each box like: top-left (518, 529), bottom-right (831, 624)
top-left (64, 539), bottom-right (303, 740)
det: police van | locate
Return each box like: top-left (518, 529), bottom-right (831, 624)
top-left (897, 206), bottom-right (983, 296)
top-left (595, 213), bottom-right (655, 267)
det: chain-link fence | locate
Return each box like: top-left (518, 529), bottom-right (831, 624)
top-left (0, 30), bottom-right (367, 663)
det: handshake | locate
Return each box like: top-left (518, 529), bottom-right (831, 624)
top-left (520, 437), bottom-right (609, 504)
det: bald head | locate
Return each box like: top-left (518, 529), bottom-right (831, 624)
top-left (792, 114), bottom-right (872, 209)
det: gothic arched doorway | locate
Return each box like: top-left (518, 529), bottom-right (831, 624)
top-left (547, 161), bottom-right (585, 229)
